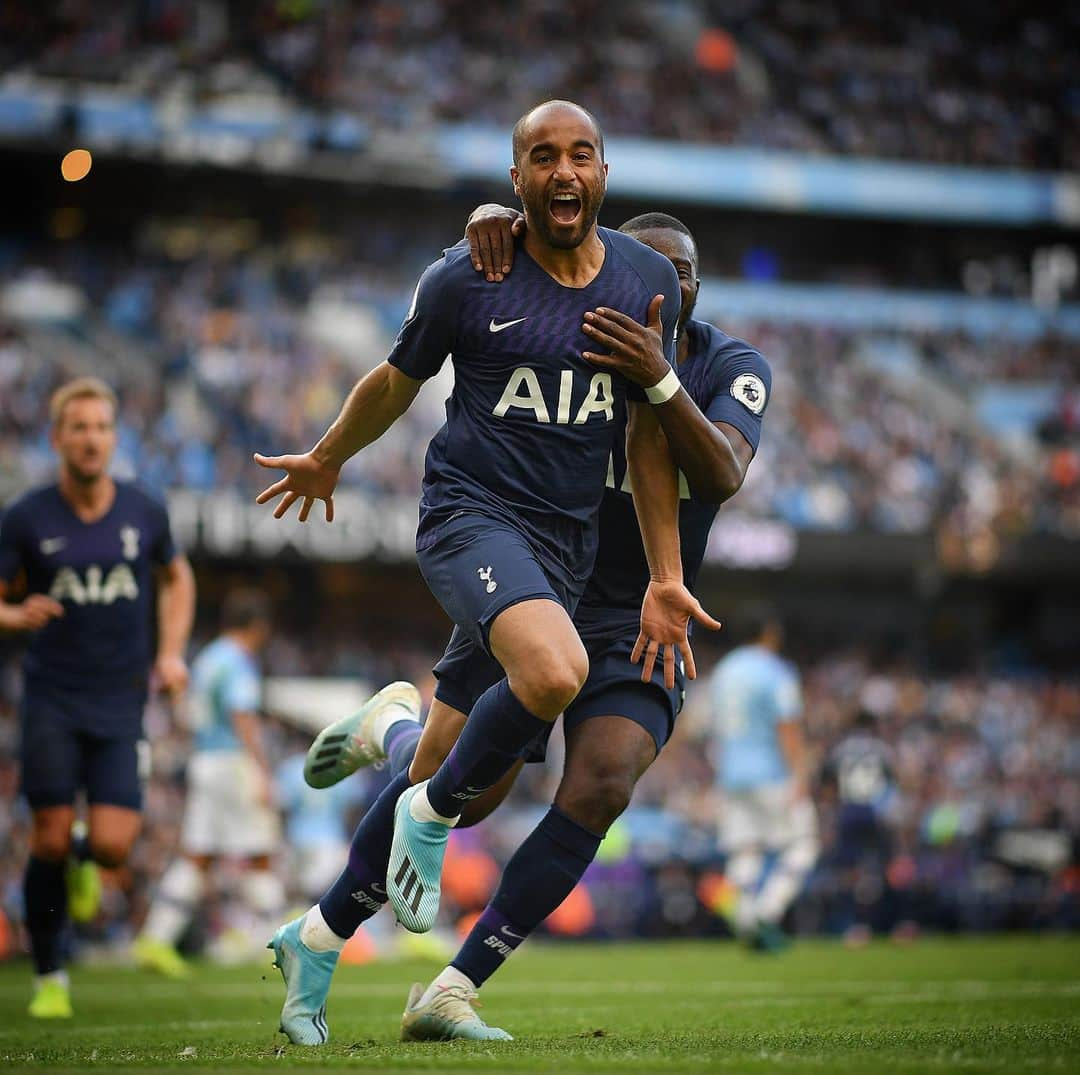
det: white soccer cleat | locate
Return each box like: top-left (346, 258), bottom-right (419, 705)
top-left (304, 681), bottom-right (421, 789)
top-left (400, 982), bottom-right (513, 1042)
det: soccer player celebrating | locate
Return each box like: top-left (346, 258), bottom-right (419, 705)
top-left (0, 377), bottom-right (194, 1018)
top-left (386, 207), bottom-right (774, 1040)
top-left (255, 100), bottom-right (714, 1045)
top-left (710, 607), bottom-right (819, 952)
top-left (134, 589), bottom-right (282, 977)
top-left (301, 208), bottom-right (773, 1040)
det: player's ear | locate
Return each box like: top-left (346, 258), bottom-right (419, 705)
top-left (510, 166), bottom-right (520, 196)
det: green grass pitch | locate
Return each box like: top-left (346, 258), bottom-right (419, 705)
top-left (1, 936), bottom-right (1077, 1073)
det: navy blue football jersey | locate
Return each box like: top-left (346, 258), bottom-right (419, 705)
top-left (0, 482), bottom-right (176, 691)
top-left (575, 319), bottom-right (771, 635)
top-left (389, 229), bottom-right (680, 576)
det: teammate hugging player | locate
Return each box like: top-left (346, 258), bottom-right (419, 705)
top-left (298, 204), bottom-right (773, 1041)
top-left (254, 100), bottom-right (715, 1045)
top-left (0, 377), bottom-right (194, 1018)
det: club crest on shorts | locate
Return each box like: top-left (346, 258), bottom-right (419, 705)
top-left (730, 373), bottom-right (767, 415)
top-left (477, 566), bottom-right (497, 593)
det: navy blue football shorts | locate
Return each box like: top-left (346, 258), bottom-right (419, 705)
top-left (434, 612), bottom-right (685, 763)
top-left (563, 620), bottom-right (686, 755)
top-left (19, 683), bottom-right (147, 810)
top-left (418, 510), bottom-right (586, 657)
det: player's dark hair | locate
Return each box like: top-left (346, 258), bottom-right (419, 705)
top-left (221, 588), bottom-right (272, 631)
top-left (732, 602), bottom-right (781, 645)
top-left (619, 212), bottom-right (693, 241)
top-left (512, 100), bottom-right (605, 165)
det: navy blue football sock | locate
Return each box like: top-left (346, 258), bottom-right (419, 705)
top-left (425, 679), bottom-right (547, 818)
top-left (452, 806), bottom-right (602, 987)
top-left (24, 856), bottom-right (68, 975)
top-left (70, 830), bottom-right (91, 863)
top-left (318, 770), bottom-right (411, 938)
top-left (384, 720), bottom-right (421, 779)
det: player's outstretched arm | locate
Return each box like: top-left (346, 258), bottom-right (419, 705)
top-left (625, 402), bottom-right (721, 689)
top-left (255, 361), bottom-right (422, 522)
top-left (154, 554), bottom-right (195, 700)
top-left (465, 204), bottom-right (525, 281)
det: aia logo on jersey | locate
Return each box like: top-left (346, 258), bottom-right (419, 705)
top-left (49, 564), bottom-right (138, 606)
top-left (493, 368), bottom-right (614, 424)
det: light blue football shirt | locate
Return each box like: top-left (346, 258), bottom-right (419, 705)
top-left (188, 635), bottom-right (260, 752)
top-left (275, 754), bottom-right (367, 847)
top-left (710, 644), bottom-right (802, 790)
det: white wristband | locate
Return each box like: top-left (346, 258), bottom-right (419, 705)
top-left (644, 367), bottom-right (680, 405)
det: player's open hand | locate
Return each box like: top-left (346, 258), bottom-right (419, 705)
top-left (467, 204), bottom-right (525, 282)
top-left (254, 450), bottom-right (341, 522)
top-left (9, 594), bottom-right (64, 631)
top-left (153, 653), bottom-right (189, 701)
top-left (633, 578), bottom-right (722, 688)
top-left (583, 294), bottom-right (670, 388)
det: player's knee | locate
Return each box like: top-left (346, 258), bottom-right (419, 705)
top-left (559, 770), bottom-right (634, 833)
top-left (513, 645), bottom-right (588, 717)
top-left (30, 827), bottom-right (72, 863)
top-left (89, 835), bottom-right (134, 868)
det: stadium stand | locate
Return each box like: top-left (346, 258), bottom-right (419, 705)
top-left (1, 0), bottom-right (1075, 168)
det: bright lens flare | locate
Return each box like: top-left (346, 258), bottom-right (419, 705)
top-left (61, 149), bottom-right (93, 183)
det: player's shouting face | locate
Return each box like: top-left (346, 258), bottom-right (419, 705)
top-left (511, 101), bottom-right (608, 251)
top-left (51, 396), bottom-right (117, 483)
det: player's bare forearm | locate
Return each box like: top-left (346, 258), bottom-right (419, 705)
top-left (626, 401), bottom-right (681, 582)
top-left (654, 397), bottom-right (753, 504)
top-left (313, 362), bottom-right (422, 467)
top-left (233, 710), bottom-right (271, 772)
top-left (0, 580), bottom-right (64, 633)
top-left (157, 554), bottom-right (195, 660)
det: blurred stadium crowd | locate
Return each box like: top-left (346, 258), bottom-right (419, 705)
top-left (2, 0), bottom-right (1075, 168)
top-left (2, 236), bottom-right (1077, 544)
top-left (0, 634), bottom-right (1075, 960)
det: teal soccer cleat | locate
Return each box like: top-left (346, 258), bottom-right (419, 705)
top-left (387, 781), bottom-right (450, 933)
top-left (400, 982), bottom-right (513, 1042)
top-left (267, 916), bottom-right (339, 1046)
top-left (304, 681), bottom-right (421, 789)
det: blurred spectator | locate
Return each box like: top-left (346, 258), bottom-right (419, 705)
top-left (1, 236), bottom-right (1075, 543)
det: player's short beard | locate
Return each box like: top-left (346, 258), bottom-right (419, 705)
top-left (520, 172), bottom-right (606, 251)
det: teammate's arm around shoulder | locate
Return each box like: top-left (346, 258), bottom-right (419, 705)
top-left (626, 402), bottom-right (721, 690)
top-left (465, 204), bottom-right (525, 281)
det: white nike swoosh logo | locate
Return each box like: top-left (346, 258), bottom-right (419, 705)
top-left (489, 317), bottom-right (528, 333)
top-left (370, 882), bottom-right (385, 895)
top-left (500, 925), bottom-right (526, 941)
top-left (40, 538), bottom-right (67, 555)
